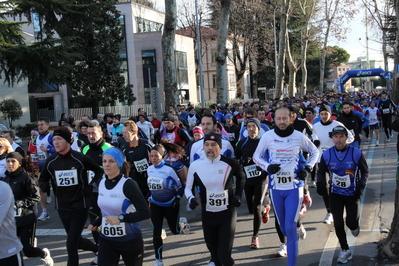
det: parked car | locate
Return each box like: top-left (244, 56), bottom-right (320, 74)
top-left (0, 124), bottom-right (23, 145)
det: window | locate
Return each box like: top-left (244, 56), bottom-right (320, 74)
top-left (212, 74), bottom-right (217, 88)
top-left (228, 73), bottom-right (235, 89)
top-left (211, 49), bottom-right (217, 64)
top-left (136, 17), bottom-right (163, 33)
top-left (175, 51), bottom-right (188, 90)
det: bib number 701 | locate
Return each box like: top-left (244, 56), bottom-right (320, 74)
top-left (276, 176), bottom-right (292, 184)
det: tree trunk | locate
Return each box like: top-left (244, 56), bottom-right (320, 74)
top-left (393, 0), bottom-right (399, 104)
top-left (162, 0), bottom-right (178, 111)
top-left (216, 0), bottom-right (231, 105)
top-left (286, 32), bottom-right (298, 97)
top-left (275, 0), bottom-right (291, 99)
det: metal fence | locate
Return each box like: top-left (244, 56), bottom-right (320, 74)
top-left (36, 104), bottom-right (161, 122)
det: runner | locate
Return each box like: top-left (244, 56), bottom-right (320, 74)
top-left (147, 144), bottom-right (185, 266)
top-left (39, 127), bottom-right (103, 266)
top-left (185, 133), bottom-right (245, 266)
top-left (88, 148), bottom-right (150, 266)
top-left (4, 152), bottom-right (53, 265)
top-left (316, 126), bottom-right (369, 263)
top-left (253, 107), bottom-right (319, 266)
top-left (0, 137), bottom-right (14, 179)
top-left (377, 92), bottom-right (396, 142)
top-left (365, 101), bottom-right (381, 146)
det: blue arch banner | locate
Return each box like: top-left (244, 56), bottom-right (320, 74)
top-left (337, 68), bottom-right (386, 92)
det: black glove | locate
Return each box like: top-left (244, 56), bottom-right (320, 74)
top-left (231, 196), bottom-right (241, 207)
top-left (354, 186), bottom-right (365, 199)
top-left (297, 167), bottom-right (310, 181)
top-left (316, 182), bottom-right (327, 196)
top-left (267, 164), bottom-right (281, 174)
top-left (187, 196), bottom-right (199, 211)
top-left (313, 140), bottom-right (320, 148)
top-left (173, 196), bottom-right (181, 208)
top-left (83, 185), bottom-right (93, 198)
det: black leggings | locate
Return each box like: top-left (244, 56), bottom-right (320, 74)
top-left (202, 208), bottom-right (236, 266)
top-left (58, 208), bottom-right (98, 266)
top-left (98, 237), bottom-right (144, 266)
top-left (381, 114), bottom-right (392, 138)
top-left (0, 252), bottom-right (23, 266)
top-left (330, 193), bottom-right (359, 250)
top-left (150, 202), bottom-right (180, 260)
top-left (318, 164), bottom-right (331, 213)
top-left (17, 222), bottom-right (45, 258)
top-left (244, 175), bottom-right (268, 237)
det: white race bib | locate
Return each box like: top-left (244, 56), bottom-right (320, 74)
top-left (227, 133), bottom-right (235, 141)
top-left (14, 207), bottom-right (22, 217)
top-left (383, 108), bottom-right (390, 114)
top-left (37, 150), bottom-right (47, 160)
top-left (320, 145), bottom-right (329, 153)
top-left (206, 190), bottom-right (228, 209)
top-left (55, 169), bottom-right (78, 187)
top-left (332, 173), bottom-right (351, 188)
top-left (112, 135), bottom-right (119, 143)
top-left (244, 164), bottom-right (261, 178)
top-left (370, 116), bottom-right (377, 122)
top-left (274, 169), bottom-right (296, 189)
top-left (134, 158), bottom-right (149, 173)
top-left (31, 154), bottom-right (39, 163)
top-left (87, 170), bottom-right (95, 184)
top-left (147, 176), bottom-right (163, 190)
top-left (101, 217), bottom-right (126, 237)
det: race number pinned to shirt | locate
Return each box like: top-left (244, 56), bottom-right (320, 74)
top-left (227, 133), bottom-right (235, 141)
top-left (383, 108), bottom-right (391, 114)
top-left (14, 207), bottom-right (22, 217)
top-left (134, 158), bottom-right (149, 173)
top-left (332, 173), bottom-right (350, 188)
top-left (370, 115), bottom-right (377, 122)
top-left (55, 169), bottom-right (78, 187)
top-left (37, 150), bottom-right (47, 160)
top-left (320, 145), bottom-right (329, 153)
top-left (147, 176), bottom-right (163, 190)
top-left (101, 217), bottom-right (126, 237)
top-left (274, 169), bottom-right (295, 189)
top-left (31, 154), bottom-right (39, 163)
top-left (206, 190), bottom-right (228, 210)
top-left (244, 164), bottom-right (261, 178)
top-left (111, 135), bottom-right (119, 143)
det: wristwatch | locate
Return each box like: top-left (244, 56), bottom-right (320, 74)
top-left (118, 214), bottom-right (125, 222)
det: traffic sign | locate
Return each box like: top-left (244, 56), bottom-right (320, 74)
top-left (383, 71), bottom-right (393, 81)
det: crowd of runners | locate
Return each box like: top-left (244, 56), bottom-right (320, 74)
top-left (0, 90), bottom-right (397, 266)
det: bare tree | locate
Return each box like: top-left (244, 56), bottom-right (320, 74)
top-left (215, 0), bottom-right (232, 105)
top-left (162, 0), bottom-right (178, 110)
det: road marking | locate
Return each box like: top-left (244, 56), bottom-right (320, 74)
top-left (36, 229), bottom-right (92, 236)
top-left (318, 140), bottom-right (376, 266)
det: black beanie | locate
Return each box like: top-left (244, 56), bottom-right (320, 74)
top-left (53, 127), bottom-right (73, 144)
top-left (6, 152), bottom-right (23, 165)
top-left (319, 104), bottom-right (332, 114)
top-left (203, 133), bottom-right (222, 148)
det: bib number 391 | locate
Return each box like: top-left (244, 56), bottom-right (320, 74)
top-left (55, 169), bottom-right (78, 187)
top-left (206, 190), bottom-right (228, 208)
top-left (101, 217), bottom-right (126, 237)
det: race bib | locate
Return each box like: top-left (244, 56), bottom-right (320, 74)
top-left (370, 116), bottom-right (377, 122)
top-left (31, 154), bottom-right (39, 163)
top-left (147, 176), bottom-right (164, 190)
top-left (37, 150), bottom-right (47, 160)
top-left (274, 169), bottom-right (296, 189)
top-left (134, 158), bottom-right (149, 173)
top-left (228, 133), bottom-right (235, 141)
top-left (206, 190), bottom-right (228, 209)
top-left (14, 207), bottom-right (22, 217)
top-left (55, 169), bottom-right (78, 187)
top-left (331, 173), bottom-right (351, 188)
top-left (383, 108), bottom-right (390, 114)
top-left (320, 145), bottom-right (329, 153)
top-left (112, 135), bottom-right (119, 143)
top-left (244, 164), bottom-right (261, 178)
top-left (101, 217), bottom-right (126, 237)
top-left (87, 170), bottom-right (95, 184)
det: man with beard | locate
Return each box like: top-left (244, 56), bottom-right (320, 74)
top-left (185, 133), bottom-right (245, 266)
top-left (253, 107), bottom-right (319, 266)
top-left (337, 102), bottom-right (363, 148)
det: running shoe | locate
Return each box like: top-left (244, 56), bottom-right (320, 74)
top-left (262, 205), bottom-right (271, 223)
top-left (154, 259), bottom-right (164, 266)
top-left (366, 138), bottom-right (370, 143)
top-left (275, 243), bottom-right (287, 257)
top-left (91, 253), bottom-right (98, 265)
top-left (208, 261), bottom-right (216, 266)
top-left (337, 249), bottom-right (352, 263)
top-left (376, 141), bottom-right (379, 146)
top-left (297, 224), bottom-right (306, 240)
top-left (323, 213), bottom-right (333, 224)
top-left (310, 181), bottom-right (316, 188)
top-left (38, 212), bottom-right (50, 221)
top-left (250, 236), bottom-right (259, 249)
top-left (390, 133), bottom-right (393, 138)
top-left (46, 196), bottom-right (52, 204)
top-left (351, 226), bottom-right (360, 237)
top-left (161, 229), bottom-right (167, 240)
top-left (386, 137), bottom-right (390, 142)
top-left (299, 204), bottom-right (307, 215)
top-left (304, 191), bottom-right (312, 207)
top-left (41, 248), bottom-right (54, 266)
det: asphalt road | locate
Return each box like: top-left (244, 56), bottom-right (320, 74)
top-left (22, 135), bottom-right (397, 266)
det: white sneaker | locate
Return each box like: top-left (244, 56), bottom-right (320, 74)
top-left (38, 212), bottom-right (50, 221)
top-left (310, 181), bottom-right (316, 188)
top-left (386, 137), bottom-right (390, 142)
top-left (337, 249), bottom-right (352, 263)
top-left (161, 229), bottom-right (167, 240)
top-left (154, 259), bottom-right (164, 266)
top-left (46, 196), bottom-right (52, 204)
top-left (41, 248), bottom-right (54, 266)
top-left (390, 133), bottom-right (393, 138)
top-left (297, 224), bottom-right (306, 240)
top-left (376, 140), bottom-right (379, 146)
top-left (91, 252), bottom-right (98, 265)
top-left (275, 243), bottom-right (287, 257)
top-left (323, 213), bottom-right (333, 224)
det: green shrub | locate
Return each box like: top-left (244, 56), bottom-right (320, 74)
top-left (15, 123), bottom-right (37, 138)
